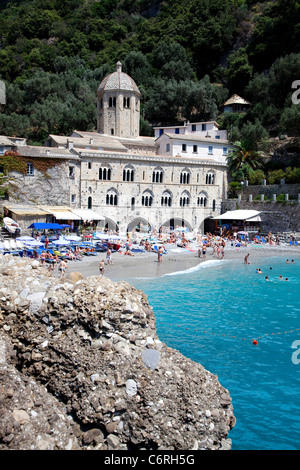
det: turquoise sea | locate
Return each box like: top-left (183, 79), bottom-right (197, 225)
top-left (129, 255), bottom-right (300, 450)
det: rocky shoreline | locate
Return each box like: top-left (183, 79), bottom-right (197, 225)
top-left (0, 255), bottom-right (235, 450)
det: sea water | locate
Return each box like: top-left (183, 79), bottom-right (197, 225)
top-left (129, 255), bottom-right (300, 450)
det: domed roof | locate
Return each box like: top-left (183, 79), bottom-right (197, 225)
top-left (98, 61), bottom-right (141, 96)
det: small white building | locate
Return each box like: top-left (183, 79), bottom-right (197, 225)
top-left (154, 121), bottom-right (231, 164)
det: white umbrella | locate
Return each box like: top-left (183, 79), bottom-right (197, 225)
top-left (64, 235), bottom-right (81, 242)
top-left (17, 236), bottom-right (35, 241)
top-left (24, 240), bottom-right (44, 247)
top-left (52, 239), bottom-right (71, 246)
top-left (174, 227), bottom-right (189, 232)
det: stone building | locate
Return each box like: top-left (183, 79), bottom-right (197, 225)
top-left (2, 62), bottom-right (231, 234)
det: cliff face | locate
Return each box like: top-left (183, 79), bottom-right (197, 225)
top-left (0, 255), bottom-right (235, 450)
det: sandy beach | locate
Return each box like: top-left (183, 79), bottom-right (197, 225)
top-left (56, 242), bottom-right (300, 283)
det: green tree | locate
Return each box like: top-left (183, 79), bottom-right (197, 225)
top-left (227, 140), bottom-right (264, 181)
top-left (267, 169), bottom-right (285, 184)
top-left (280, 105), bottom-right (300, 137)
top-left (248, 169), bottom-right (266, 185)
top-left (225, 47), bottom-right (253, 95)
top-left (239, 119), bottom-right (269, 150)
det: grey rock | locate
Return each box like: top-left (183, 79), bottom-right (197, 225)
top-left (0, 255), bottom-right (235, 451)
top-left (142, 348), bottom-right (160, 370)
top-left (126, 379), bottom-right (138, 396)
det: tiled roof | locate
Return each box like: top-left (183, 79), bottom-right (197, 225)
top-left (157, 133), bottom-right (230, 145)
top-left (16, 146), bottom-right (79, 159)
top-left (223, 94), bottom-right (251, 106)
top-left (97, 61), bottom-right (141, 95)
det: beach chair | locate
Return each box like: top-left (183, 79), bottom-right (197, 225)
top-left (53, 250), bottom-right (65, 258)
top-left (3, 240), bottom-right (19, 255)
top-left (15, 240), bottom-right (24, 250)
top-left (261, 237), bottom-right (266, 243)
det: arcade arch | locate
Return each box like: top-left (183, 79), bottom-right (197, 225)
top-left (127, 217), bottom-right (151, 233)
top-left (160, 217), bottom-right (193, 232)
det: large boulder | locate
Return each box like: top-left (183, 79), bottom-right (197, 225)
top-left (0, 255), bottom-right (235, 450)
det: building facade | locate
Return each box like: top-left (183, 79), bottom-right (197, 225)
top-left (2, 62), bottom-right (231, 234)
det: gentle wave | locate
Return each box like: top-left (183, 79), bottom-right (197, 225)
top-left (130, 259), bottom-right (225, 280)
top-left (163, 259), bottom-right (225, 277)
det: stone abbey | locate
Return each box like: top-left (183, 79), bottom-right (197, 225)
top-left (2, 62), bottom-right (231, 234)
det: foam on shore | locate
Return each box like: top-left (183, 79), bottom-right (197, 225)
top-left (163, 259), bottom-right (225, 277)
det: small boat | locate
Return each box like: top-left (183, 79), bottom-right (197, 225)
top-left (3, 217), bottom-right (21, 234)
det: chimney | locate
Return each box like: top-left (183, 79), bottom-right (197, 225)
top-left (67, 139), bottom-right (73, 149)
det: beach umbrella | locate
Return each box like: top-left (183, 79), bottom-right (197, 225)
top-left (17, 236), bottom-right (35, 241)
top-left (65, 235), bottom-right (81, 242)
top-left (52, 239), bottom-right (71, 246)
top-left (94, 233), bottom-right (110, 240)
top-left (174, 227), bottom-right (189, 232)
top-left (23, 240), bottom-right (44, 247)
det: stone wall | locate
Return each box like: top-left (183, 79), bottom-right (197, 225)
top-left (0, 256), bottom-right (235, 450)
top-left (241, 183), bottom-right (299, 200)
top-left (6, 161), bottom-right (81, 207)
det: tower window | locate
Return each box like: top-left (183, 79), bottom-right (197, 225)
top-left (123, 97), bottom-right (130, 108)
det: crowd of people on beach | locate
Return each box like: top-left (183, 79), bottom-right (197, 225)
top-left (2, 224), bottom-right (298, 279)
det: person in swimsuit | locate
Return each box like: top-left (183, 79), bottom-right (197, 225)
top-left (99, 259), bottom-right (105, 275)
top-left (158, 246), bottom-right (164, 263)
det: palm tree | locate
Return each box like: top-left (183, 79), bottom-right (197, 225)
top-left (226, 140), bottom-right (264, 181)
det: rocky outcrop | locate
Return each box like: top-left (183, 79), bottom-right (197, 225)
top-left (0, 255), bottom-right (235, 450)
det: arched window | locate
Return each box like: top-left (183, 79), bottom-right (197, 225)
top-left (197, 192), bottom-right (208, 207)
top-left (141, 190), bottom-right (154, 207)
top-left (179, 190), bottom-right (190, 207)
top-left (206, 171), bottom-right (215, 185)
top-left (123, 165), bottom-right (135, 182)
top-left (123, 97), bottom-right (130, 108)
top-left (180, 169), bottom-right (191, 184)
top-left (106, 189), bottom-right (118, 206)
top-left (109, 97), bottom-right (116, 108)
top-left (88, 196), bottom-right (92, 209)
top-left (152, 167), bottom-right (163, 183)
top-left (99, 165), bottom-right (112, 181)
top-left (161, 190), bottom-right (172, 207)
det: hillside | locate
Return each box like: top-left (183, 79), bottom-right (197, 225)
top-left (0, 0), bottom-right (299, 144)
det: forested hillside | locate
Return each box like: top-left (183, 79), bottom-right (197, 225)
top-left (0, 0), bottom-right (299, 145)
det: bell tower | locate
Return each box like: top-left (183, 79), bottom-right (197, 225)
top-left (97, 62), bottom-right (141, 138)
